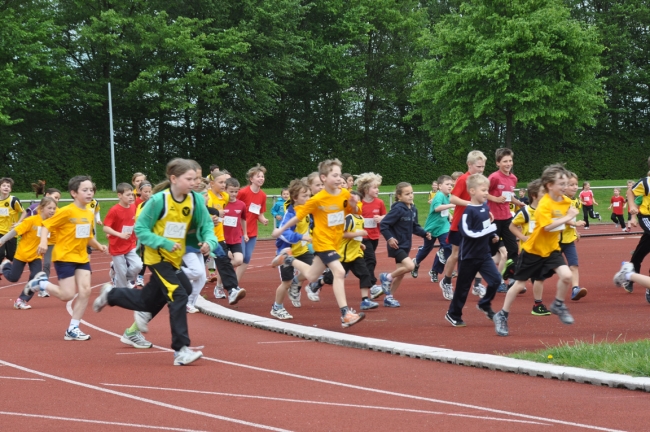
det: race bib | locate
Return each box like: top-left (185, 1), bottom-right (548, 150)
top-left (482, 219), bottom-right (491, 229)
top-left (549, 218), bottom-right (565, 232)
top-left (163, 222), bottom-right (187, 239)
top-left (249, 203), bottom-right (261, 215)
top-left (223, 216), bottom-right (238, 227)
top-left (528, 220), bottom-right (536, 233)
top-left (75, 224), bottom-right (91, 239)
top-left (328, 211), bottom-right (345, 227)
top-left (363, 218), bottom-right (377, 228)
top-left (613, 202), bottom-right (620, 207)
top-left (122, 225), bottom-right (134, 234)
top-left (353, 236), bottom-right (363, 242)
top-left (502, 192), bottom-right (513, 202)
top-left (301, 241), bottom-right (307, 246)
top-left (440, 209), bottom-right (449, 217)
top-left (36, 226), bottom-right (50, 238)
top-left (0, 208), bottom-right (8, 216)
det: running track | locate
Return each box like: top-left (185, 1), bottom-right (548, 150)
top-left (1, 225), bottom-right (649, 431)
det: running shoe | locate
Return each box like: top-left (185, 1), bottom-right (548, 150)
top-left (135, 311), bottom-right (152, 333)
top-left (501, 258), bottom-right (514, 277)
top-left (383, 295), bottom-right (400, 308)
top-left (228, 287), bottom-right (246, 305)
top-left (120, 330), bottom-right (152, 349)
top-left (476, 304), bottom-right (495, 320)
top-left (271, 248), bottom-right (292, 268)
top-left (613, 261), bottom-right (635, 288)
top-left (186, 304), bottom-right (199, 313)
top-left (288, 277), bottom-right (302, 308)
top-left (307, 281), bottom-right (321, 302)
top-left (127, 280), bottom-right (136, 289)
top-left (550, 302), bottom-right (574, 325)
top-left (0, 258), bottom-right (10, 274)
top-left (493, 310), bottom-right (509, 336)
top-left (410, 259), bottom-right (419, 278)
top-left (23, 271), bottom-right (47, 296)
top-left (64, 327), bottom-right (90, 341)
top-left (451, 270), bottom-right (457, 278)
top-left (436, 247), bottom-right (447, 265)
top-left (496, 282), bottom-right (508, 293)
top-left (444, 312), bottom-right (466, 327)
top-left (531, 304), bottom-right (551, 316)
top-left (369, 285), bottom-right (384, 299)
top-left (439, 280), bottom-right (453, 301)
top-left (93, 283), bottom-right (113, 312)
top-left (646, 289), bottom-right (650, 305)
top-left (136, 275), bottom-right (145, 286)
top-left (214, 284), bottom-right (226, 299)
top-left (341, 308), bottom-right (365, 328)
top-left (38, 290), bottom-right (50, 298)
top-left (174, 346), bottom-right (203, 366)
top-left (379, 272), bottom-right (392, 295)
top-left (429, 270), bottom-right (438, 283)
top-left (360, 298), bottom-right (378, 310)
top-left (472, 283), bottom-right (486, 298)
top-left (13, 299), bottom-right (31, 310)
top-left (109, 262), bottom-right (115, 284)
top-left (570, 286), bottom-right (587, 301)
top-left (270, 307), bottom-right (293, 320)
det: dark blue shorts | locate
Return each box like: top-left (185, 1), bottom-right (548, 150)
top-left (54, 261), bottom-right (91, 280)
top-left (560, 242), bottom-right (579, 267)
top-left (448, 230), bottom-right (462, 246)
top-left (315, 250), bottom-right (341, 265)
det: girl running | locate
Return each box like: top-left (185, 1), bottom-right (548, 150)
top-left (132, 172), bottom-right (147, 207)
top-left (579, 181), bottom-right (600, 229)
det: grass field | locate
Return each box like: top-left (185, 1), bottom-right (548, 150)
top-left (11, 179), bottom-right (631, 244)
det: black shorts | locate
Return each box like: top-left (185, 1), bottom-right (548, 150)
top-left (54, 261), bottom-right (92, 280)
top-left (512, 250), bottom-right (566, 282)
top-left (448, 230), bottom-right (461, 246)
top-left (315, 250), bottom-right (341, 265)
top-left (322, 257), bottom-right (372, 288)
top-left (280, 252), bottom-right (314, 281)
top-left (388, 248), bottom-right (409, 264)
top-left (225, 242), bottom-right (243, 255)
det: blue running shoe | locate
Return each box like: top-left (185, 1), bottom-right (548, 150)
top-left (383, 295), bottom-right (400, 308)
top-left (360, 299), bottom-right (379, 310)
top-left (496, 282), bottom-right (508, 293)
top-left (379, 273), bottom-right (392, 295)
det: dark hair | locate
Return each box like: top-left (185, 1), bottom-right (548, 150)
top-left (287, 179), bottom-right (308, 205)
top-left (350, 190), bottom-right (362, 199)
top-left (0, 177), bottom-right (14, 187)
top-left (138, 181), bottom-right (152, 191)
top-left (68, 175), bottom-right (92, 193)
top-left (437, 175), bottom-right (452, 185)
top-left (526, 180), bottom-right (542, 200)
top-left (38, 196), bottom-right (57, 212)
top-left (225, 177), bottom-right (240, 189)
top-left (45, 188), bottom-right (61, 195)
top-left (395, 182), bottom-right (411, 197)
top-left (281, 187), bottom-right (289, 192)
top-left (209, 164), bottom-right (219, 172)
top-left (495, 148), bottom-right (514, 163)
top-left (152, 158), bottom-right (196, 194)
top-left (117, 183), bottom-right (133, 194)
top-left (540, 164), bottom-right (570, 192)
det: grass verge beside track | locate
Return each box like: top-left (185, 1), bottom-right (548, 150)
top-left (508, 339), bottom-right (650, 378)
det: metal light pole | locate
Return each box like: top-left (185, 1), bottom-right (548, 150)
top-left (108, 82), bottom-right (116, 191)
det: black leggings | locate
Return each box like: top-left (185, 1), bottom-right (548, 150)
top-left (582, 205), bottom-right (599, 227)
top-left (611, 213), bottom-right (625, 229)
top-left (2, 258), bottom-right (43, 303)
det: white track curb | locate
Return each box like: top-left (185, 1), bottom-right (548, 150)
top-left (196, 297), bottom-right (650, 392)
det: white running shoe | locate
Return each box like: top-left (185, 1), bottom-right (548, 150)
top-left (64, 327), bottom-right (90, 341)
top-left (93, 283), bottom-right (113, 312)
top-left (173, 346), bottom-right (203, 366)
top-left (228, 287), bottom-right (246, 305)
top-left (38, 290), bottom-right (50, 297)
top-left (13, 299), bottom-right (32, 310)
top-left (288, 277), bottom-right (302, 308)
top-left (120, 330), bottom-right (152, 349)
top-left (270, 307), bottom-right (293, 320)
top-left (472, 283), bottom-right (486, 298)
top-left (213, 284), bottom-right (226, 299)
top-left (186, 304), bottom-right (199, 314)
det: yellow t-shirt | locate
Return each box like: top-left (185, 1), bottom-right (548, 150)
top-left (290, 205), bottom-right (311, 257)
top-left (206, 190), bottom-right (229, 242)
top-left (338, 214), bottom-right (365, 262)
top-left (14, 214), bottom-right (45, 263)
top-left (522, 194), bottom-right (571, 258)
top-left (511, 205), bottom-right (536, 248)
top-left (143, 190), bottom-right (195, 268)
top-left (428, 191), bottom-right (435, 202)
top-left (43, 204), bottom-right (95, 264)
top-left (0, 195), bottom-right (24, 234)
top-left (295, 188), bottom-right (358, 252)
top-left (632, 178), bottom-right (650, 215)
top-left (560, 197), bottom-right (581, 244)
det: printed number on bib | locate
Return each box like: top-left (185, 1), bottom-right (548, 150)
top-left (328, 211), bottom-right (344, 227)
top-left (163, 222), bottom-right (187, 239)
top-left (528, 220), bottom-right (536, 232)
top-left (613, 202), bottom-right (620, 207)
top-left (440, 209), bottom-right (449, 217)
top-left (482, 219), bottom-right (491, 229)
top-left (0, 208), bottom-right (8, 216)
top-left (223, 216), bottom-right (238, 227)
top-left (122, 225), bottom-right (134, 234)
top-left (502, 192), bottom-right (513, 202)
top-left (75, 224), bottom-right (91, 239)
top-left (353, 236), bottom-right (363, 242)
top-left (249, 203), bottom-right (261, 215)
top-left (363, 218), bottom-right (377, 229)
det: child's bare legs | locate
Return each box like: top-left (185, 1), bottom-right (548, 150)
top-left (275, 281), bottom-right (291, 305)
top-left (43, 275), bottom-right (81, 302)
top-left (231, 252), bottom-right (243, 268)
top-left (532, 280), bottom-right (544, 301)
top-left (501, 280), bottom-right (527, 312)
top-left (443, 245), bottom-right (459, 278)
top-left (628, 272), bottom-right (650, 287)
top-left (390, 258), bottom-right (414, 295)
top-left (494, 247), bottom-right (507, 273)
top-left (554, 265), bottom-right (572, 301)
top-left (570, 265), bottom-right (579, 287)
top-left (327, 260), bottom-right (348, 308)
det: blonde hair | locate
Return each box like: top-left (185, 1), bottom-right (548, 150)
top-left (246, 164), bottom-right (267, 184)
top-left (132, 172), bottom-right (146, 184)
top-left (354, 172), bottom-right (382, 198)
top-left (318, 159), bottom-right (342, 177)
top-left (152, 158), bottom-right (196, 194)
top-left (466, 174), bottom-right (489, 190)
top-left (467, 150), bottom-right (487, 165)
top-left (451, 171), bottom-right (464, 180)
top-left (195, 179), bottom-right (210, 193)
top-left (38, 196), bottom-right (57, 212)
top-left (306, 172), bottom-right (320, 186)
top-left (395, 182), bottom-right (412, 198)
top-left (541, 164), bottom-right (570, 192)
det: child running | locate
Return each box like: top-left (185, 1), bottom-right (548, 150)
top-left (579, 181), bottom-right (600, 229)
top-left (24, 175), bottom-right (109, 341)
top-left (445, 174), bottom-right (500, 326)
top-left (135, 181), bottom-right (153, 286)
top-left (378, 182), bottom-right (431, 307)
top-left (609, 188), bottom-right (626, 231)
top-left (562, 172), bottom-right (588, 301)
top-left (0, 177), bottom-right (26, 264)
top-left (223, 178), bottom-right (248, 269)
top-left (626, 180), bottom-right (635, 232)
top-left (427, 180), bottom-right (439, 204)
top-left (23, 188), bottom-right (61, 288)
top-left (94, 158), bottom-right (218, 365)
top-left (271, 188), bottom-right (289, 228)
top-left (493, 164), bottom-right (579, 336)
top-left (132, 172), bottom-right (147, 207)
top-left (0, 197), bottom-right (57, 309)
top-left (624, 174), bottom-right (650, 298)
top-left (271, 159), bottom-right (365, 328)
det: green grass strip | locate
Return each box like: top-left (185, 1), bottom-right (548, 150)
top-left (508, 338), bottom-right (650, 377)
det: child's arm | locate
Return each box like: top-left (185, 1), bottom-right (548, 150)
top-left (88, 236), bottom-right (108, 254)
top-left (133, 194), bottom-right (178, 251)
top-left (379, 207), bottom-right (400, 242)
top-left (434, 204), bottom-right (455, 212)
top-left (450, 195), bottom-right (471, 207)
top-left (0, 229), bottom-right (17, 246)
top-left (460, 212), bottom-right (497, 238)
top-left (509, 221), bottom-right (528, 242)
top-left (102, 225), bottom-right (130, 240)
top-left (543, 206), bottom-right (580, 232)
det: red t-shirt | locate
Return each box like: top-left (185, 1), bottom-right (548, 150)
top-left (450, 172), bottom-right (471, 232)
top-left (488, 170), bottom-right (518, 220)
top-left (103, 203), bottom-right (137, 256)
top-left (579, 190), bottom-right (594, 206)
top-left (134, 196), bottom-right (143, 208)
top-left (237, 185), bottom-right (267, 237)
top-left (361, 198), bottom-right (387, 240)
top-left (611, 196), bottom-right (625, 215)
top-left (223, 199), bottom-right (248, 244)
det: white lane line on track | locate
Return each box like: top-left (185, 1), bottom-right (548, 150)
top-left (0, 376), bottom-right (45, 381)
top-left (0, 411), bottom-right (208, 431)
top-left (257, 340), bottom-right (314, 344)
top-left (71, 297), bottom-right (625, 432)
top-left (0, 359), bottom-right (291, 432)
top-left (101, 383), bottom-right (550, 426)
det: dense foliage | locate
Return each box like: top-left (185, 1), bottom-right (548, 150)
top-left (0, 0), bottom-right (647, 190)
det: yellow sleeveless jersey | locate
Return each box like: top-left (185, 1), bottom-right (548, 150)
top-left (206, 190), bottom-right (229, 242)
top-left (291, 207), bottom-right (311, 257)
top-left (338, 214), bottom-right (365, 262)
top-left (0, 195), bottom-right (23, 234)
top-left (143, 190), bottom-right (195, 267)
top-left (511, 205), bottom-right (536, 249)
top-left (632, 177), bottom-right (650, 215)
top-left (560, 197), bottom-right (581, 244)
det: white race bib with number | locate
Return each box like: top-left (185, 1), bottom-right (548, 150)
top-left (122, 225), bottom-right (134, 234)
top-left (327, 211), bottom-right (344, 227)
top-left (223, 216), bottom-right (238, 227)
top-left (163, 222), bottom-right (187, 239)
top-left (249, 203), bottom-right (261, 215)
top-left (613, 202), bottom-right (620, 207)
top-left (36, 226), bottom-right (50, 238)
top-left (502, 192), bottom-right (513, 202)
top-left (75, 224), bottom-right (91, 239)
top-left (0, 208), bottom-right (8, 216)
top-left (354, 236), bottom-right (363, 242)
top-left (440, 209), bottom-right (449, 217)
top-left (482, 219), bottom-right (491, 229)
top-left (528, 220), bottom-right (536, 233)
top-left (363, 218), bottom-right (377, 228)
top-left (549, 218), bottom-right (565, 232)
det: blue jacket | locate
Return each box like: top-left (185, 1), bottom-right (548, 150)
top-left (271, 198), bottom-right (287, 228)
top-left (275, 204), bottom-right (305, 251)
top-left (459, 203), bottom-right (498, 260)
top-left (380, 201), bottom-right (427, 254)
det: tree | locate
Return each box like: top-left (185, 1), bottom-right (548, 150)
top-left (413, 0), bottom-right (605, 148)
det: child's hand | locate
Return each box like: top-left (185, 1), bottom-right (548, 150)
top-left (121, 232), bottom-right (131, 240)
top-left (388, 238), bottom-right (399, 249)
top-left (567, 206), bottom-right (580, 218)
top-left (276, 215), bottom-right (282, 220)
top-left (349, 194), bottom-right (359, 209)
top-left (99, 244), bottom-right (109, 255)
top-left (97, 220), bottom-right (104, 226)
top-left (427, 199), bottom-right (432, 204)
top-left (489, 212), bottom-right (495, 222)
top-left (575, 220), bottom-right (586, 227)
top-left (493, 196), bottom-right (506, 204)
top-left (171, 243), bottom-right (182, 252)
top-left (491, 235), bottom-right (499, 243)
top-left (301, 233), bottom-right (311, 243)
top-left (260, 215), bottom-right (269, 226)
top-left (271, 228), bottom-right (282, 238)
top-left (356, 230), bottom-right (368, 237)
top-left (244, 235), bottom-right (249, 242)
top-left (425, 233), bottom-right (432, 240)
top-left (631, 215), bottom-right (638, 226)
top-left (522, 236), bottom-right (529, 242)
top-left (198, 242), bottom-right (211, 256)
top-left (360, 243), bottom-right (366, 251)
top-left (211, 215), bottom-right (219, 226)
top-left (37, 243), bottom-right (48, 256)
